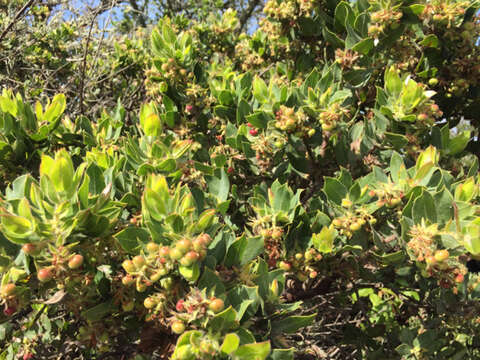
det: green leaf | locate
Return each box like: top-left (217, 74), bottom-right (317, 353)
top-left (412, 190), bottom-right (437, 224)
top-left (245, 111), bottom-right (269, 129)
top-left (179, 263), bottom-right (200, 282)
top-left (81, 301), bottom-right (115, 321)
top-left (221, 333), bottom-right (240, 354)
top-left (114, 227), bottom-right (150, 253)
top-left (233, 341), bottom-right (271, 360)
top-left (271, 314), bottom-right (316, 334)
top-left (207, 169), bottom-right (230, 202)
top-left (225, 235), bottom-right (264, 267)
top-left (253, 76), bottom-right (268, 103)
top-left (323, 177), bottom-right (348, 205)
top-left (312, 225), bottom-right (336, 253)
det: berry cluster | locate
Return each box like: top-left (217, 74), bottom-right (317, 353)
top-left (368, 8), bottom-right (403, 37)
top-left (274, 105), bottom-right (315, 137)
top-left (319, 102), bottom-right (350, 132)
top-left (331, 199), bottom-right (376, 238)
top-left (171, 289), bottom-right (225, 335)
top-left (122, 234), bottom-right (212, 293)
top-left (279, 248), bottom-right (323, 280)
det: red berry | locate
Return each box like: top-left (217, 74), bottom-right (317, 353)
top-left (23, 353), bottom-right (33, 360)
top-left (185, 104), bottom-right (193, 113)
top-left (247, 122), bottom-right (253, 128)
top-left (4, 306), bottom-right (16, 316)
top-left (68, 254), bottom-right (84, 270)
top-left (249, 129), bottom-right (258, 136)
top-left (208, 298), bottom-right (225, 313)
top-left (176, 299), bottom-right (185, 312)
top-left (37, 268), bottom-right (53, 283)
top-left (227, 167), bottom-right (234, 174)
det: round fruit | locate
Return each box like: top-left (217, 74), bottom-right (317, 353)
top-left (170, 248), bottom-right (183, 260)
top-left (1, 283), bottom-right (16, 297)
top-left (132, 255), bottom-right (146, 269)
top-left (136, 280), bottom-right (147, 292)
top-left (23, 352), bottom-right (33, 360)
top-left (185, 104), bottom-right (193, 113)
top-left (146, 242), bottom-right (159, 253)
top-left (159, 246), bottom-right (170, 258)
top-left (22, 243), bottom-right (39, 256)
top-left (37, 268), bottom-right (53, 283)
top-left (144, 297), bottom-right (157, 309)
top-left (176, 239), bottom-right (192, 254)
top-left (332, 219), bottom-right (342, 227)
top-left (68, 254), bottom-right (84, 270)
top-left (278, 261), bottom-right (291, 271)
top-left (122, 301), bottom-right (134, 312)
top-left (425, 256), bottom-right (437, 266)
top-left (249, 128), bottom-right (258, 136)
top-left (171, 320), bottom-right (186, 334)
top-left (122, 275), bottom-right (135, 286)
top-left (209, 298), bottom-right (224, 313)
top-left (122, 260), bottom-right (136, 273)
top-left (176, 299), bottom-right (185, 312)
top-left (434, 249), bottom-right (449, 262)
top-left (181, 251), bottom-right (199, 267)
top-left (349, 222), bottom-right (361, 231)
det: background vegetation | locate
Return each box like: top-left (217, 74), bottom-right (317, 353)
top-left (1, 0), bottom-right (480, 359)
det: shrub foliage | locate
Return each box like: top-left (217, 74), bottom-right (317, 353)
top-left (1, 0), bottom-right (480, 359)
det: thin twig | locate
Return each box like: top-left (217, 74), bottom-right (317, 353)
top-left (0, 0), bottom-right (36, 43)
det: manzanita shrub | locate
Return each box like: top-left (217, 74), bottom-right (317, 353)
top-left (1, 0), bottom-right (480, 359)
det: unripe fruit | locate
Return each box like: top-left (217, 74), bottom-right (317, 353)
top-left (160, 277), bottom-right (173, 289)
top-left (247, 122), bottom-right (253, 128)
top-left (341, 198), bottom-right (353, 208)
top-left (180, 251), bottom-right (199, 267)
top-left (177, 239), bottom-right (192, 254)
top-left (309, 270), bottom-right (318, 279)
top-left (271, 228), bottom-right (282, 239)
top-left (193, 239), bottom-right (205, 252)
top-left (349, 222), bottom-right (361, 232)
top-left (132, 255), bottom-right (146, 269)
top-left (425, 256), bottom-right (436, 266)
top-left (144, 297), bottom-right (157, 309)
top-left (198, 233), bottom-right (212, 246)
top-left (68, 254), bottom-right (84, 269)
top-left (170, 247), bottom-right (183, 260)
top-left (171, 321), bottom-right (186, 334)
top-left (122, 260), bottom-right (136, 273)
top-left (122, 275), bottom-right (135, 286)
top-left (209, 298), bottom-right (225, 313)
top-left (122, 301), bottom-right (134, 312)
top-left (159, 246), bottom-right (170, 258)
top-left (278, 261), bottom-right (291, 271)
top-left (22, 243), bottom-right (39, 256)
top-left (249, 128), bottom-right (258, 136)
top-left (37, 268), bottom-right (53, 282)
top-left (146, 242), bottom-right (159, 253)
top-left (136, 280), bottom-right (147, 293)
top-left (428, 78), bottom-right (438, 86)
top-left (1, 283), bottom-right (16, 297)
top-left (417, 113), bottom-right (428, 122)
top-left (332, 219), bottom-right (342, 227)
top-left (434, 249), bottom-right (449, 262)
